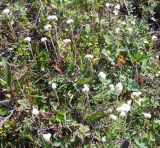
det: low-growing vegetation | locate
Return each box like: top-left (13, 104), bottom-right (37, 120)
top-left (0, 0), bottom-right (160, 147)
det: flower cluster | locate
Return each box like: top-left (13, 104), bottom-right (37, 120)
top-left (116, 100), bottom-right (131, 117)
top-left (131, 91), bottom-right (142, 99)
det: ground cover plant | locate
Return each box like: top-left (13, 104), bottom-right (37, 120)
top-left (0, 0), bottom-right (160, 147)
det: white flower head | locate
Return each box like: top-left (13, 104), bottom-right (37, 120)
top-left (41, 37), bottom-right (47, 43)
top-left (115, 4), bottom-right (120, 10)
top-left (131, 91), bottom-right (142, 99)
top-left (156, 55), bottom-right (159, 59)
top-left (113, 10), bottom-right (119, 16)
top-left (105, 3), bottom-right (110, 8)
top-left (143, 113), bottom-right (151, 118)
top-left (128, 27), bottom-right (132, 32)
top-left (43, 133), bottom-right (51, 142)
top-left (116, 103), bottom-right (131, 113)
top-left (82, 84), bottom-right (90, 94)
top-left (24, 37), bottom-right (31, 43)
top-left (122, 21), bottom-right (126, 25)
top-left (115, 82), bottom-right (123, 94)
top-left (63, 39), bottom-right (71, 44)
top-left (66, 19), bottom-right (73, 24)
top-left (109, 114), bottom-right (117, 120)
top-left (47, 15), bottom-right (58, 21)
top-left (101, 136), bottom-right (106, 142)
top-left (115, 27), bottom-right (120, 33)
top-left (2, 8), bottom-right (9, 16)
top-left (109, 84), bottom-right (115, 93)
top-left (44, 24), bottom-right (52, 31)
top-left (151, 35), bottom-right (158, 41)
top-left (119, 111), bottom-right (126, 117)
top-left (32, 108), bottom-right (40, 116)
top-left (131, 21), bottom-right (135, 25)
top-left (98, 72), bottom-right (106, 82)
top-left (52, 83), bottom-right (57, 90)
top-left (85, 54), bottom-right (94, 59)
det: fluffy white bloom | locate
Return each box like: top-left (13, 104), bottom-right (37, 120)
top-left (109, 84), bottom-right (115, 93)
top-left (151, 17), bottom-right (156, 22)
top-left (122, 21), bottom-right (126, 25)
top-left (85, 54), bottom-right (94, 59)
top-left (52, 83), bottom-right (57, 90)
top-left (127, 100), bottom-right (132, 105)
top-left (43, 133), bottom-right (51, 142)
top-left (98, 72), bottom-right (106, 82)
top-left (107, 108), bottom-right (113, 113)
top-left (131, 21), bottom-right (135, 25)
top-left (105, 3), bottom-right (110, 8)
top-left (115, 27), bottom-right (120, 33)
top-left (151, 35), bottom-right (158, 41)
top-left (128, 27), bottom-right (132, 32)
top-left (131, 91), bottom-right (142, 99)
top-left (101, 136), bottom-right (106, 142)
top-left (115, 82), bottom-right (123, 94)
top-left (47, 15), bottom-right (58, 21)
top-left (24, 37), bottom-right (31, 43)
top-left (44, 24), bottom-right (52, 31)
top-left (41, 37), bottom-right (47, 43)
top-left (156, 55), bottom-right (159, 59)
top-left (115, 4), bottom-right (120, 10)
top-left (63, 39), bottom-right (71, 44)
top-left (2, 8), bottom-right (9, 16)
top-left (32, 108), bottom-right (40, 116)
top-left (82, 84), bottom-right (90, 93)
top-left (119, 111), bottom-right (126, 117)
top-left (116, 103), bottom-right (131, 113)
top-left (143, 113), bottom-right (151, 118)
top-left (66, 19), bottom-right (73, 24)
top-left (113, 10), bottom-right (118, 16)
top-left (109, 114), bottom-right (117, 120)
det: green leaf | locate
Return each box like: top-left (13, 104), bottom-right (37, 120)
top-left (0, 108), bottom-right (8, 116)
top-left (4, 62), bottom-right (12, 88)
top-left (85, 112), bottom-right (105, 123)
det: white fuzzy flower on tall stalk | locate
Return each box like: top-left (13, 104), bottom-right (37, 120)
top-left (66, 19), bottom-right (73, 24)
top-left (131, 21), bottom-right (135, 25)
top-left (116, 102), bottom-right (131, 114)
top-left (131, 91), bottom-right (142, 99)
top-left (47, 15), bottom-right (58, 21)
top-left (119, 111), bottom-right (126, 117)
top-left (113, 10), bottom-right (119, 16)
top-left (63, 39), bottom-right (71, 44)
top-left (51, 83), bottom-right (57, 90)
top-left (121, 21), bottom-right (126, 25)
top-left (143, 113), bottom-right (151, 118)
top-left (115, 82), bottom-right (123, 94)
top-left (24, 37), bottom-right (31, 43)
top-left (82, 84), bottom-right (90, 94)
top-left (85, 54), bottom-right (94, 59)
top-left (115, 4), bottom-right (120, 10)
top-left (105, 3), bottom-right (110, 8)
top-left (109, 84), bottom-right (115, 93)
top-left (128, 27), bottom-right (132, 32)
top-left (32, 108), bottom-right (40, 116)
top-left (98, 72), bottom-right (106, 82)
top-left (109, 114), bottom-right (117, 120)
top-left (115, 27), bottom-right (120, 33)
top-left (44, 24), bottom-right (52, 31)
top-left (43, 133), bottom-right (51, 142)
top-left (41, 37), bottom-right (47, 43)
top-left (151, 35), bottom-right (158, 41)
top-left (2, 8), bottom-right (9, 16)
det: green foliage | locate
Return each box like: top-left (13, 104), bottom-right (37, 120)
top-left (0, 0), bottom-right (160, 147)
